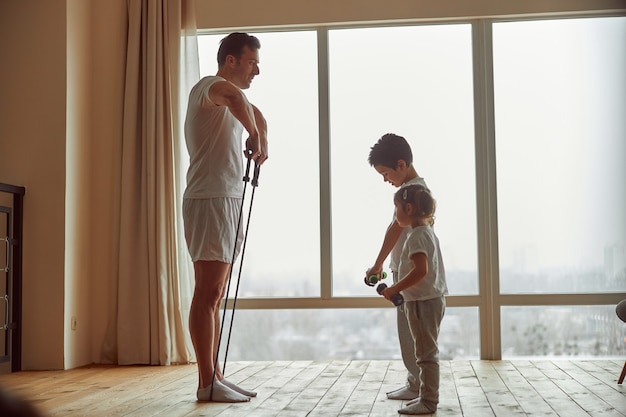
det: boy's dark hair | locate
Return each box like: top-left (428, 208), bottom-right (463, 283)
top-left (368, 133), bottom-right (413, 168)
top-left (217, 32), bottom-right (261, 67)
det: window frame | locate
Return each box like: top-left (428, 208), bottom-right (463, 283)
top-left (196, 13), bottom-right (626, 360)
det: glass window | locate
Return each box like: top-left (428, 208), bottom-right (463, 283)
top-left (493, 17), bottom-right (626, 294)
top-left (224, 307), bottom-right (480, 360)
top-left (501, 305), bottom-right (625, 357)
top-left (327, 25), bottom-right (477, 297)
top-left (194, 18), bottom-right (624, 361)
top-left (197, 31), bottom-right (321, 297)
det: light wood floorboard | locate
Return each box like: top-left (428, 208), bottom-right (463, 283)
top-left (0, 360), bottom-right (624, 416)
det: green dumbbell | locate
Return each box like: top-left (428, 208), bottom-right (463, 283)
top-left (364, 271), bottom-right (387, 286)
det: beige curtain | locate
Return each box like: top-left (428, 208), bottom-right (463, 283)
top-left (102, 0), bottom-right (198, 365)
top-left (175, 0), bottom-right (200, 364)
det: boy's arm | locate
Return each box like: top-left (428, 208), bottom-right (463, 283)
top-left (382, 252), bottom-right (428, 299)
top-left (367, 220), bottom-right (403, 276)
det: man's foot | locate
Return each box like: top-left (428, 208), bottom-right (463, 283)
top-left (222, 379), bottom-right (257, 397)
top-left (398, 400), bottom-right (436, 415)
top-left (386, 386), bottom-right (420, 400)
top-left (196, 379), bottom-right (251, 402)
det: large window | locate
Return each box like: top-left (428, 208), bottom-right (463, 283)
top-left (194, 15), bottom-right (626, 361)
top-left (225, 307), bottom-right (480, 361)
top-left (198, 31), bottom-right (321, 298)
top-left (493, 17), bottom-right (626, 295)
top-left (328, 25), bottom-right (478, 297)
top-left (501, 306), bottom-right (623, 357)
top-left (492, 16), bottom-right (626, 358)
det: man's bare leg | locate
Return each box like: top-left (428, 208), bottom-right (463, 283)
top-left (205, 296), bottom-right (258, 397)
top-left (209, 265), bottom-right (258, 397)
top-left (189, 260), bottom-right (249, 402)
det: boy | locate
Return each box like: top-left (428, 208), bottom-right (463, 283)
top-left (366, 133), bottom-right (427, 401)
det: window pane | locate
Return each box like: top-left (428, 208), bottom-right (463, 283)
top-left (493, 17), bottom-right (626, 294)
top-left (197, 32), bottom-right (321, 297)
top-left (502, 305), bottom-right (625, 358)
top-left (224, 307), bottom-right (479, 360)
top-left (328, 25), bottom-right (477, 296)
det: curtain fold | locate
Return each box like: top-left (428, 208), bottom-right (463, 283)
top-left (174, 0), bottom-right (201, 364)
top-left (102, 0), bottom-right (198, 366)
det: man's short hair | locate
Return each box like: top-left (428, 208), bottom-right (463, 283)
top-left (217, 32), bottom-right (261, 67)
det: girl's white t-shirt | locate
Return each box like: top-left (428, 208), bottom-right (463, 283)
top-left (398, 225), bottom-right (448, 301)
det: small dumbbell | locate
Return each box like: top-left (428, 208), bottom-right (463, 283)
top-left (376, 283), bottom-right (404, 306)
top-left (364, 271), bottom-right (387, 286)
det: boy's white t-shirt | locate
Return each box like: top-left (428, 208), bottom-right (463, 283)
top-left (389, 176), bottom-right (428, 272)
top-left (398, 225), bottom-right (448, 301)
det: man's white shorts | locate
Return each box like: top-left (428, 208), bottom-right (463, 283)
top-left (183, 198), bottom-right (243, 263)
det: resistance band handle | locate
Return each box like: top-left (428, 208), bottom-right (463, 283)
top-left (243, 153), bottom-right (252, 182)
top-left (251, 162), bottom-right (260, 187)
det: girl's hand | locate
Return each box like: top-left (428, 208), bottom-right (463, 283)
top-left (381, 286), bottom-right (396, 301)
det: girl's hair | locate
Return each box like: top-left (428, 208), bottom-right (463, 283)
top-left (394, 184), bottom-right (436, 225)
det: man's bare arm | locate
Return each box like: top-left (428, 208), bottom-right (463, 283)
top-left (208, 80), bottom-right (261, 158)
top-left (251, 104), bottom-right (268, 164)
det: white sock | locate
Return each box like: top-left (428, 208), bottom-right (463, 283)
top-left (386, 386), bottom-right (419, 400)
top-left (222, 379), bottom-right (257, 397)
top-left (196, 379), bottom-right (250, 402)
top-left (398, 400), bottom-right (436, 415)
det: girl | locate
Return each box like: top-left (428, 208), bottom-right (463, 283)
top-left (381, 184), bottom-right (448, 415)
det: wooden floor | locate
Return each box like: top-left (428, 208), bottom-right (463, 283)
top-left (0, 360), bottom-right (625, 416)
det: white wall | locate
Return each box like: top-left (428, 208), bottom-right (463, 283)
top-left (65, 0), bottom-right (93, 370)
top-left (0, 0), bottom-right (67, 370)
top-left (194, 0), bottom-right (626, 29)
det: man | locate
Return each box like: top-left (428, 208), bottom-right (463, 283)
top-left (183, 32), bottom-right (268, 403)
